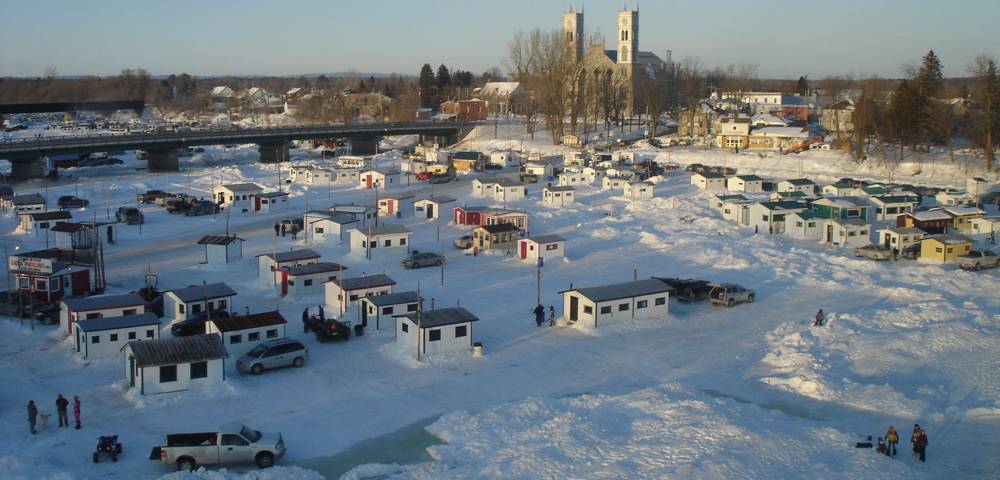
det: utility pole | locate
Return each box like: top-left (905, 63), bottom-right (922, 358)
top-left (536, 258), bottom-right (541, 306)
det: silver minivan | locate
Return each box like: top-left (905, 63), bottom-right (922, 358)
top-left (236, 339), bottom-right (308, 375)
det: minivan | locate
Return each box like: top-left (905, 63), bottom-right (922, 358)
top-left (236, 339), bottom-right (309, 375)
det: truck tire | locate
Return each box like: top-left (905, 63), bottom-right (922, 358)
top-left (251, 364), bottom-right (263, 375)
top-left (292, 357), bottom-right (304, 368)
top-left (727, 298), bottom-right (735, 307)
top-left (255, 452), bottom-right (275, 468)
top-left (747, 294), bottom-right (754, 303)
top-left (177, 457), bottom-right (196, 471)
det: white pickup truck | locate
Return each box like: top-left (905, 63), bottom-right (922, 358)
top-left (149, 424), bottom-right (284, 471)
top-left (956, 250), bottom-right (1000, 271)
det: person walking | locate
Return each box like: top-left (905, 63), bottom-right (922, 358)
top-left (533, 304), bottom-right (545, 327)
top-left (273, 223), bottom-right (280, 236)
top-left (913, 427), bottom-right (928, 462)
top-left (910, 424), bottom-right (921, 458)
top-left (814, 308), bottom-right (824, 326)
top-left (280, 223), bottom-right (287, 237)
top-left (73, 396), bottom-right (81, 429)
top-left (548, 306), bottom-right (556, 326)
top-left (885, 425), bottom-right (898, 457)
top-left (302, 307), bottom-right (310, 333)
top-left (27, 400), bottom-right (38, 434)
top-left (55, 394), bottom-right (69, 428)
top-left (318, 304), bottom-right (325, 321)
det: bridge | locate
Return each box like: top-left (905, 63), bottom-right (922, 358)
top-left (0, 121), bottom-right (478, 179)
top-left (0, 100), bottom-right (146, 115)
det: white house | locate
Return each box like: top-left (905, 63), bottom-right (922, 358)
top-left (75, 313), bottom-right (160, 359)
top-left (212, 183), bottom-right (263, 210)
top-left (518, 235), bottom-right (565, 263)
top-left (359, 291), bottom-right (420, 331)
top-left (378, 194), bottom-right (416, 218)
top-left (823, 182), bottom-right (856, 197)
top-left (777, 179), bottom-right (816, 195)
top-left (970, 217), bottom-right (1000, 237)
top-left (522, 162), bottom-right (554, 179)
top-left (163, 283), bottom-right (237, 322)
top-left (582, 167), bottom-right (605, 184)
top-left (349, 225), bottom-right (412, 256)
top-left (868, 195), bottom-right (918, 222)
top-left (60, 293), bottom-right (147, 337)
top-left (196, 235), bottom-right (243, 264)
top-left (623, 181), bottom-right (655, 200)
top-left (51, 222), bottom-right (96, 250)
top-left (329, 204), bottom-right (377, 226)
top-left (966, 177), bottom-right (993, 196)
top-left (122, 334), bottom-right (228, 395)
top-left (710, 194), bottom-right (749, 212)
top-left (557, 172), bottom-right (589, 187)
top-left (691, 172), bottom-right (726, 191)
top-left (826, 218), bottom-right (871, 247)
top-left (475, 178), bottom-right (526, 202)
top-left (726, 175), bottom-right (765, 193)
top-left (20, 211), bottom-right (72, 234)
top-left (935, 190), bottom-right (977, 207)
top-left (360, 169), bottom-right (400, 190)
top-left (256, 248), bottom-right (321, 286)
top-left (877, 227), bottom-right (926, 251)
top-left (601, 176), bottom-right (629, 191)
top-left (413, 196), bottom-right (456, 220)
top-left (749, 201), bottom-right (809, 234)
top-left (274, 262), bottom-right (347, 298)
top-left (337, 155), bottom-right (369, 169)
top-left (784, 211), bottom-right (826, 241)
top-left (253, 191), bottom-right (289, 213)
top-left (303, 211), bottom-right (358, 243)
top-left (304, 168), bottom-right (334, 185)
top-left (721, 199), bottom-right (755, 225)
top-left (395, 307), bottom-right (478, 359)
top-left (12, 193), bottom-right (47, 215)
top-left (489, 151), bottom-right (520, 168)
top-left (541, 185), bottom-right (575, 207)
top-left (559, 278), bottom-right (673, 329)
top-left (206, 311), bottom-right (287, 353)
top-left (334, 168), bottom-right (361, 184)
top-left (605, 168), bottom-right (637, 180)
top-left (324, 273), bottom-right (396, 315)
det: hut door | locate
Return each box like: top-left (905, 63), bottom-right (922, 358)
top-left (569, 296), bottom-right (579, 322)
top-left (129, 356), bottom-right (135, 387)
top-left (106, 225), bottom-right (114, 244)
top-left (426, 204), bottom-right (434, 219)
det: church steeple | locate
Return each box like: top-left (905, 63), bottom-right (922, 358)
top-left (616, 7), bottom-right (638, 64)
top-left (562, 7), bottom-right (584, 63)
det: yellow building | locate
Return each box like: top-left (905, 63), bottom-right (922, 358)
top-left (919, 235), bottom-right (972, 263)
top-left (934, 206), bottom-right (986, 232)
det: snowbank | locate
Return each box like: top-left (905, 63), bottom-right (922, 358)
top-left (158, 466), bottom-right (323, 480)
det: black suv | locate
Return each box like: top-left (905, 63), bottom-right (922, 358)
top-left (170, 310), bottom-right (232, 337)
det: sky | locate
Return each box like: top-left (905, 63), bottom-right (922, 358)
top-left (1, 0), bottom-right (997, 79)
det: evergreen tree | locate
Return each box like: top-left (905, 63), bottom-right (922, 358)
top-left (915, 50), bottom-right (945, 147)
top-left (889, 79), bottom-right (921, 160)
top-left (418, 64), bottom-right (435, 107)
top-left (916, 50), bottom-right (944, 98)
top-left (796, 75), bottom-right (809, 96)
top-left (436, 64), bottom-right (451, 90)
top-left (968, 55), bottom-right (998, 170)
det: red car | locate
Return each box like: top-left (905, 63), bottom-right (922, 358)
top-left (416, 171), bottom-right (433, 181)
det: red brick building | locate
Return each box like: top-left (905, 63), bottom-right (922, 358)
top-left (440, 99), bottom-right (488, 122)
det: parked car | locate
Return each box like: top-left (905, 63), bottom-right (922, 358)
top-left (415, 171), bottom-right (433, 181)
top-left (427, 174), bottom-right (454, 184)
top-left (57, 195), bottom-right (89, 208)
top-left (956, 250), bottom-right (1000, 271)
top-left (279, 218), bottom-right (303, 234)
top-left (185, 201), bottom-right (220, 216)
top-left (401, 251), bottom-right (444, 269)
top-left (77, 157), bottom-right (123, 167)
top-left (709, 283), bottom-right (755, 307)
top-left (655, 278), bottom-right (712, 303)
top-left (901, 244), bottom-right (921, 260)
top-left (236, 338), bottom-right (308, 375)
top-left (149, 424), bottom-right (284, 471)
top-left (303, 316), bottom-right (351, 342)
top-left (116, 206), bottom-right (144, 225)
top-left (854, 245), bottom-right (892, 261)
top-left (165, 195), bottom-right (197, 214)
top-left (453, 235), bottom-right (473, 249)
top-left (137, 190), bottom-right (171, 204)
top-left (170, 310), bottom-right (232, 337)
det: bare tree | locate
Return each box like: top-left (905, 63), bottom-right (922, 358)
top-left (968, 54), bottom-right (998, 170)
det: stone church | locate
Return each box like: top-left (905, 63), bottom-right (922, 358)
top-left (562, 7), bottom-right (671, 116)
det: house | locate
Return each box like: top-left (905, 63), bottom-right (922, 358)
top-left (877, 227), bottom-right (926, 251)
top-left (582, 166), bottom-right (605, 184)
top-left (473, 178), bottom-right (496, 196)
top-left (747, 126), bottom-right (810, 150)
top-left (820, 99), bottom-right (855, 133)
top-left (163, 283), bottom-right (237, 322)
top-left (489, 179), bottom-right (527, 202)
top-left (559, 278), bottom-right (672, 329)
top-left (812, 197), bottom-right (871, 222)
top-left (451, 151), bottom-right (481, 173)
top-left (721, 199), bottom-right (755, 225)
top-left (12, 193), bottom-right (47, 215)
top-left (256, 248), bottom-right (321, 285)
top-left (337, 155), bottom-right (369, 169)
top-left (785, 211), bottom-right (826, 241)
top-left (349, 225), bottom-right (412, 256)
top-left (212, 183), bottom-right (264, 210)
top-left (51, 223), bottom-right (95, 250)
top-left (935, 190), bottom-right (977, 207)
top-left (334, 168), bottom-right (362, 184)
top-left (122, 334), bottom-right (228, 395)
top-left (716, 115), bottom-right (751, 149)
top-left (60, 292), bottom-right (147, 336)
top-left (518, 235), bottom-right (565, 263)
top-left (605, 167), bottom-right (637, 180)
top-left (896, 211), bottom-right (952, 234)
top-left (329, 204), bottom-right (377, 226)
top-left (557, 172), bottom-right (589, 186)
top-left (206, 311), bottom-right (287, 352)
top-left (304, 168), bottom-right (333, 185)
top-left (395, 307), bottom-right (478, 359)
top-left (623, 181), bottom-right (655, 200)
top-left (932, 206), bottom-right (986, 232)
top-left (726, 175), bottom-right (764, 193)
top-left (677, 101), bottom-right (722, 137)
top-left (480, 81), bottom-right (524, 115)
top-left (749, 201), bottom-right (808, 234)
top-left (824, 218), bottom-right (871, 247)
top-left (75, 313), bottom-right (160, 359)
top-left (488, 151), bottom-right (520, 168)
top-left (541, 185), bottom-right (576, 207)
top-left (439, 99), bottom-right (488, 122)
top-left (869, 195), bottom-right (918, 221)
top-left (287, 165), bottom-right (314, 183)
top-left (378, 194), bottom-right (416, 218)
top-left (822, 181), bottom-right (856, 197)
top-left (359, 291), bottom-right (420, 331)
top-left (855, 185), bottom-right (891, 198)
top-left (920, 235), bottom-right (973, 263)
top-left (472, 223), bottom-right (521, 251)
top-left (709, 194), bottom-right (749, 212)
top-left (966, 177), bottom-right (993, 196)
top-left (453, 206), bottom-right (529, 230)
top-left (359, 169), bottom-right (400, 190)
top-left (253, 191), bottom-right (289, 213)
top-left (769, 190), bottom-right (812, 202)
top-left (21, 210), bottom-right (72, 234)
top-left (750, 113), bottom-right (790, 127)
top-left (778, 179), bottom-right (816, 195)
top-left (522, 162), bottom-right (554, 180)
top-left (303, 211), bottom-right (358, 243)
top-left (601, 176), bottom-right (630, 191)
top-left (970, 217), bottom-right (1000, 237)
top-left (324, 274), bottom-right (396, 315)
top-left (690, 172), bottom-right (726, 191)
top-left (8, 248), bottom-right (96, 304)
top-left (274, 262), bottom-right (347, 298)
top-left (196, 235), bottom-right (243, 265)
top-left (413, 196), bottom-right (456, 220)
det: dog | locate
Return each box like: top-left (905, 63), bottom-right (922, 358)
top-left (35, 411), bottom-right (51, 430)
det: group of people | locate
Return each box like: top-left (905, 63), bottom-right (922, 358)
top-left (302, 305), bottom-right (325, 331)
top-left (862, 424), bottom-right (928, 463)
top-left (27, 394), bottom-right (81, 434)
top-left (273, 222), bottom-right (297, 239)
top-left (532, 304), bottom-right (555, 327)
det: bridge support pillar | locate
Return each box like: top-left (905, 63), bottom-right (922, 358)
top-left (147, 147), bottom-right (180, 172)
top-left (350, 138), bottom-right (378, 156)
top-left (10, 157), bottom-right (48, 180)
top-left (258, 142), bottom-right (291, 163)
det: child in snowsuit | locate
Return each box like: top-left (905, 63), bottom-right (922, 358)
top-left (885, 425), bottom-right (898, 457)
top-left (73, 396), bottom-right (81, 429)
top-left (876, 437), bottom-right (888, 455)
top-left (548, 306), bottom-right (555, 326)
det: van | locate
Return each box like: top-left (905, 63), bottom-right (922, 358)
top-left (236, 339), bottom-right (308, 375)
